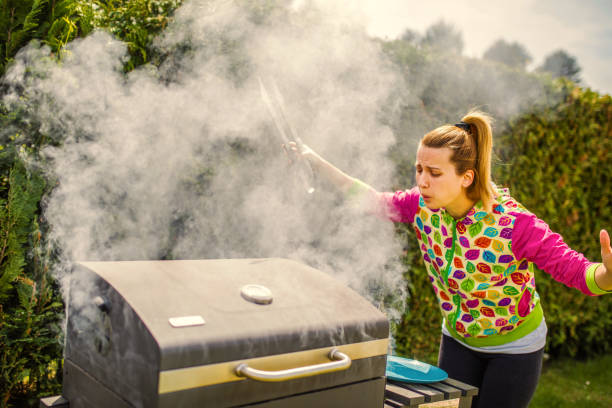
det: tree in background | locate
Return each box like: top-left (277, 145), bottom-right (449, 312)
top-left (483, 38), bottom-right (532, 70)
top-left (399, 28), bottom-right (420, 46)
top-left (420, 20), bottom-right (463, 55)
top-left (538, 49), bottom-right (582, 83)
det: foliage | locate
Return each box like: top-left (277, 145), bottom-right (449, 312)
top-left (483, 38), bottom-right (532, 70)
top-left (0, 0), bottom-right (184, 78)
top-left (0, 158), bottom-right (63, 408)
top-left (92, 0), bottom-right (183, 71)
top-left (420, 20), bottom-right (464, 55)
top-left (0, 0), bottom-right (96, 77)
top-left (495, 80), bottom-right (612, 358)
top-left (399, 28), bottom-right (420, 45)
top-left (0, 1), bottom-right (184, 406)
top-left (538, 49), bottom-right (582, 84)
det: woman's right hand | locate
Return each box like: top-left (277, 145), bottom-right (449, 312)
top-left (283, 141), bottom-right (316, 165)
top-left (281, 141), bottom-right (317, 194)
top-left (282, 141), bottom-right (368, 194)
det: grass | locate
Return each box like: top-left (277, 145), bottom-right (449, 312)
top-left (530, 354), bottom-right (612, 407)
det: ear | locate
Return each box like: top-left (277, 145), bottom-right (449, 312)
top-left (462, 169), bottom-right (475, 188)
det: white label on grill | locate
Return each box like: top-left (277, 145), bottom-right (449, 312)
top-left (168, 315), bottom-right (206, 328)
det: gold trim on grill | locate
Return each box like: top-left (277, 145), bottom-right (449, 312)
top-left (158, 338), bottom-right (389, 394)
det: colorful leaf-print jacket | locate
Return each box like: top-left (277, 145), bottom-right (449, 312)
top-left (377, 186), bottom-right (607, 348)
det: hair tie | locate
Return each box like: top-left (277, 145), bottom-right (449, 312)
top-left (454, 121), bottom-right (471, 133)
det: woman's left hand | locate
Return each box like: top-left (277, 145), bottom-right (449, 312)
top-left (597, 229), bottom-right (612, 291)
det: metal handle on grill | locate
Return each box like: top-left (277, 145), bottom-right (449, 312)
top-left (235, 348), bottom-right (351, 382)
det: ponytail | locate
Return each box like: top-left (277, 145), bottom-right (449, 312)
top-left (461, 110), bottom-right (495, 211)
top-left (421, 110), bottom-right (496, 211)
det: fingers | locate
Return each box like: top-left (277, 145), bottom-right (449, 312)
top-left (281, 143), bottom-right (290, 161)
top-left (281, 141), bottom-right (298, 150)
top-left (601, 229), bottom-right (612, 255)
top-left (281, 142), bottom-right (301, 164)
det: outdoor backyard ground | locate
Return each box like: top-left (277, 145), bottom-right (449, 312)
top-left (531, 353), bottom-right (612, 407)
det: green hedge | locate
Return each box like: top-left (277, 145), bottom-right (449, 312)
top-left (394, 81), bottom-right (612, 362)
top-left (0, 1), bottom-right (184, 406)
top-left (0, 158), bottom-right (63, 407)
top-left (495, 82), bottom-right (612, 358)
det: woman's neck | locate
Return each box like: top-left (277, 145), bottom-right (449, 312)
top-left (446, 195), bottom-right (478, 220)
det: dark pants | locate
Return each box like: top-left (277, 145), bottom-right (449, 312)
top-left (438, 334), bottom-right (544, 408)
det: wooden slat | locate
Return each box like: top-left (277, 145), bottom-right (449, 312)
top-left (385, 377), bottom-right (478, 408)
top-left (441, 378), bottom-right (478, 397)
top-left (385, 383), bottom-right (425, 406)
top-left (401, 383), bottom-right (445, 403)
top-left (418, 398), bottom-right (461, 408)
top-left (384, 399), bottom-right (405, 408)
top-left (426, 381), bottom-right (463, 399)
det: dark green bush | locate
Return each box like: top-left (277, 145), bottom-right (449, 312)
top-left (495, 81), bottom-right (612, 358)
top-left (0, 158), bottom-right (63, 408)
top-left (0, 0), bottom-right (97, 77)
top-left (93, 0), bottom-right (183, 71)
top-left (0, 1), bottom-right (184, 406)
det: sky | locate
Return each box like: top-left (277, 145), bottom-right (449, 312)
top-left (360, 0), bottom-right (612, 95)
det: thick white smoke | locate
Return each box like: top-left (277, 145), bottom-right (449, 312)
top-left (4, 0), bottom-right (407, 320)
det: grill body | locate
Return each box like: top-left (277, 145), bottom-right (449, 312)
top-left (63, 258), bottom-right (389, 407)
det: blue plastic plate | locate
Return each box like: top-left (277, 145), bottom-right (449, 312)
top-left (385, 355), bottom-right (448, 383)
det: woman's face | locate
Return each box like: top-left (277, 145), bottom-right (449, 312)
top-left (415, 145), bottom-right (473, 212)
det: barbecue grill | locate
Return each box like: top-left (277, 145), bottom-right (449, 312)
top-left (59, 258), bottom-right (390, 407)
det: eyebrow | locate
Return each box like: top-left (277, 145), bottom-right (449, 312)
top-left (415, 163), bottom-right (442, 171)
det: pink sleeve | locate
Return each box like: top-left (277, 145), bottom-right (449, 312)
top-left (375, 186), bottom-right (420, 224)
top-left (510, 211), bottom-right (596, 296)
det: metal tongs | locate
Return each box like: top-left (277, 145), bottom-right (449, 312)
top-left (258, 77), bottom-right (315, 194)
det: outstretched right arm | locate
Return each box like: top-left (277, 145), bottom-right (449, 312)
top-left (285, 142), bottom-right (419, 224)
top-left (285, 141), bottom-right (378, 196)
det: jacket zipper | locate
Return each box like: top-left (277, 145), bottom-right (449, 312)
top-left (442, 219), bottom-right (457, 286)
top-left (443, 218), bottom-right (461, 331)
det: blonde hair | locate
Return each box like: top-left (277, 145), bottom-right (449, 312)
top-left (421, 110), bottom-right (496, 211)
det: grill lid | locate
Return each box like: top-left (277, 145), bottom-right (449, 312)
top-left (72, 258), bottom-right (389, 371)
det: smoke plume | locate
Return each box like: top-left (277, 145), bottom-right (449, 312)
top-left (4, 0), bottom-right (407, 320)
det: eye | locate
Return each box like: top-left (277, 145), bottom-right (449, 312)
top-left (431, 172), bottom-right (441, 177)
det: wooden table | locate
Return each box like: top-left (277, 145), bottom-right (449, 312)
top-left (384, 378), bottom-right (478, 408)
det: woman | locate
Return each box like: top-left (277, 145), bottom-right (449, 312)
top-left (286, 110), bottom-right (612, 408)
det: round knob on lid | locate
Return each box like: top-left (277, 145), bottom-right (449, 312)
top-left (240, 284), bottom-right (273, 305)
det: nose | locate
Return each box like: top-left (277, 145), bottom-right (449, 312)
top-left (417, 173), bottom-right (430, 189)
